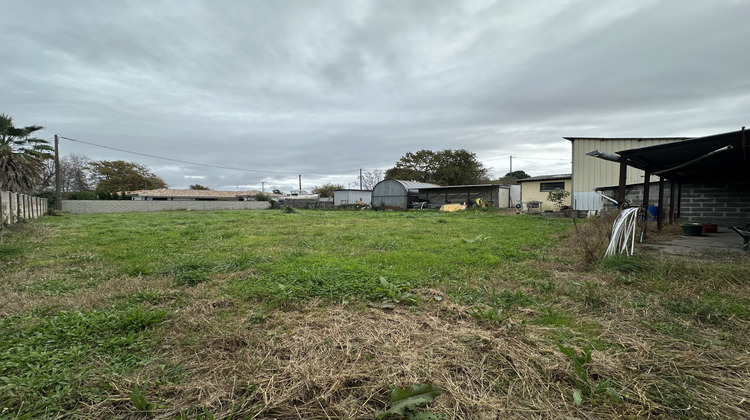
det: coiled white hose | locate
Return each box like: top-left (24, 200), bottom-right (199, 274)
top-left (605, 207), bottom-right (640, 257)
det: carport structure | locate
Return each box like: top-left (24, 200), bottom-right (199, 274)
top-left (415, 184), bottom-right (511, 208)
top-left (612, 127), bottom-right (750, 230)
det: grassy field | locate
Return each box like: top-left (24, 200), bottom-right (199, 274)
top-left (0, 209), bottom-right (748, 419)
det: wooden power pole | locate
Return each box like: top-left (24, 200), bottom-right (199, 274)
top-left (54, 134), bottom-right (61, 211)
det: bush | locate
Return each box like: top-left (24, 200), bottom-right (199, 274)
top-left (67, 191), bottom-right (97, 200)
top-left (567, 212), bottom-right (618, 265)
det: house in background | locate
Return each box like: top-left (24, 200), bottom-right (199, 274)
top-left (517, 174), bottom-right (571, 212)
top-left (565, 136), bottom-right (689, 212)
top-left (333, 189), bottom-right (372, 206)
top-left (127, 189), bottom-right (276, 201)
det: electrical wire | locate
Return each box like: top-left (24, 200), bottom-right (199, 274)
top-left (57, 135), bottom-right (361, 176)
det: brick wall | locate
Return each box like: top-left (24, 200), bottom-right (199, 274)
top-left (62, 200), bottom-right (270, 214)
top-left (598, 181), bottom-right (750, 227)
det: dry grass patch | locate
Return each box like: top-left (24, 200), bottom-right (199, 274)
top-left (81, 295), bottom-right (707, 419)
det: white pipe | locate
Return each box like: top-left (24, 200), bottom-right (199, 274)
top-left (605, 207), bottom-right (640, 257)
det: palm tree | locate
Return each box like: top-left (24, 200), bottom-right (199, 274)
top-left (0, 113), bottom-right (53, 193)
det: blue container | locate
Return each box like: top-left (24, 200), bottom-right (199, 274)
top-left (647, 206), bottom-right (659, 221)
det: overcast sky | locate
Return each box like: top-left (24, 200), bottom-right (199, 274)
top-left (2, 0), bottom-right (748, 192)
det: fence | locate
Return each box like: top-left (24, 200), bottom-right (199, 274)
top-left (0, 191), bottom-right (49, 228)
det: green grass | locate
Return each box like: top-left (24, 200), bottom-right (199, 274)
top-left (0, 209), bottom-right (748, 418)
top-left (0, 305), bottom-right (166, 417)
top-left (7, 210), bottom-right (567, 303)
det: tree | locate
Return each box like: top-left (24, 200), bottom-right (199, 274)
top-left (0, 113), bottom-right (53, 193)
top-left (505, 170), bottom-right (530, 180)
top-left (40, 153), bottom-right (92, 194)
top-left (547, 188), bottom-right (571, 210)
top-left (493, 170), bottom-right (531, 184)
top-left (385, 149), bottom-right (489, 185)
top-left (351, 169), bottom-right (384, 190)
top-left (189, 184), bottom-right (209, 190)
top-left (312, 183), bottom-right (344, 198)
top-left (89, 160), bottom-right (167, 193)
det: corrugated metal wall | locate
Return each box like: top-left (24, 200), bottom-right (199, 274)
top-left (570, 138), bottom-right (686, 210)
top-left (333, 190), bottom-right (372, 205)
top-left (371, 180), bottom-right (409, 208)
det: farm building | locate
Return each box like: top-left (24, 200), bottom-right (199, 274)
top-left (333, 189), bottom-right (372, 206)
top-left (371, 180), bottom-right (440, 209)
top-left (371, 180), bottom-right (520, 209)
top-left (415, 184), bottom-right (518, 209)
top-left (517, 174), bottom-right (571, 212)
top-left (594, 128), bottom-right (750, 228)
top-left (565, 136), bottom-right (689, 211)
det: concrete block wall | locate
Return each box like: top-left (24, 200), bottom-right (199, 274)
top-left (599, 181), bottom-right (750, 227)
top-left (600, 184), bottom-right (673, 214)
top-left (679, 182), bottom-right (750, 227)
top-left (62, 200), bottom-right (270, 214)
top-left (1, 190), bottom-right (49, 227)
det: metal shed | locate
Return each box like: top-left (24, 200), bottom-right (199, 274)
top-left (371, 180), bottom-right (439, 209)
top-left (333, 189), bottom-right (372, 206)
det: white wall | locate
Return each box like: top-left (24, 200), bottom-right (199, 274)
top-left (333, 190), bottom-right (372, 205)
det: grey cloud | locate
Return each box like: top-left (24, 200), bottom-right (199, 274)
top-left (1, 0), bottom-right (748, 190)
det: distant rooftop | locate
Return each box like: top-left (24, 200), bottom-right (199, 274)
top-left (127, 188), bottom-right (281, 198)
top-left (517, 174), bottom-right (571, 182)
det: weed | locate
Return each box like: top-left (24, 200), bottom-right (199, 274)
top-left (568, 212), bottom-right (617, 264)
top-left (247, 311), bottom-right (270, 324)
top-left (485, 287), bottom-right (538, 308)
top-left (174, 269), bottom-right (210, 286)
top-left (557, 342), bottom-right (621, 406)
top-left (599, 254), bottom-right (649, 273)
top-left (282, 205), bottom-right (295, 213)
top-left (376, 383), bottom-right (447, 419)
top-left (467, 306), bottom-right (508, 325)
top-left (375, 277), bottom-right (417, 306)
top-left (130, 383), bottom-right (158, 414)
top-left (534, 309), bottom-right (573, 328)
top-left (126, 289), bottom-right (167, 305)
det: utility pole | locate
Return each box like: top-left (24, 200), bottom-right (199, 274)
top-left (360, 169), bottom-right (363, 190)
top-left (298, 175), bottom-right (302, 191)
top-left (509, 155), bottom-right (513, 175)
top-left (54, 134), bottom-right (61, 210)
top-left (261, 182), bottom-right (265, 192)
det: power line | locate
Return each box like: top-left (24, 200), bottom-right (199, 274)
top-left (57, 135), bottom-right (359, 176)
top-left (483, 155), bottom-right (570, 163)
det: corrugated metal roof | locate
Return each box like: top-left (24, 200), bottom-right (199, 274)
top-left (517, 174), bottom-right (571, 182)
top-left (564, 137), bottom-right (691, 142)
top-left (388, 180), bottom-right (441, 190)
top-left (616, 128), bottom-right (750, 181)
top-left (418, 184), bottom-right (509, 190)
